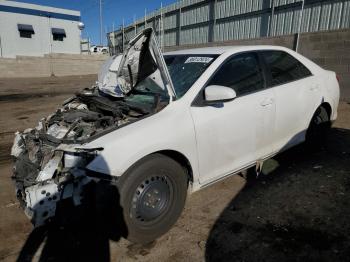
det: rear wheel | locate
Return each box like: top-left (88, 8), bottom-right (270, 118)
top-left (118, 154), bottom-right (188, 244)
top-left (306, 106), bottom-right (331, 146)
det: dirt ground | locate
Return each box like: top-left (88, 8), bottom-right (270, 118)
top-left (0, 76), bottom-right (349, 262)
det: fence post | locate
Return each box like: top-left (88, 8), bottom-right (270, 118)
top-left (208, 0), bottom-right (216, 42)
top-left (296, 0), bottom-right (305, 52)
top-left (177, 6), bottom-right (181, 46)
top-left (268, 0), bottom-right (275, 37)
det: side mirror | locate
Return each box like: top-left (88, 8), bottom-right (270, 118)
top-left (204, 85), bottom-right (237, 103)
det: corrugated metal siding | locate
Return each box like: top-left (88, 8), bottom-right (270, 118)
top-left (215, 16), bottom-right (262, 41)
top-left (164, 13), bottom-right (177, 30)
top-left (180, 25), bottom-right (209, 44)
top-left (273, 0), bottom-right (302, 7)
top-left (164, 31), bottom-right (177, 46)
top-left (270, 0), bottom-right (350, 36)
top-left (216, 0), bottom-right (263, 19)
top-left (136, 24), bottom-right (145, 34)
top-left (124, 29), bottom-right (135, 42)
top-left (341, 1), bottom-right (350, 28)
top-left (181, 4), bottom-right (210, 26)
top-left (109, 0), bottom-right (350, 52)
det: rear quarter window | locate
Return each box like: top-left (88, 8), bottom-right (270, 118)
top-left (262, 51), bottom-right (312, 87)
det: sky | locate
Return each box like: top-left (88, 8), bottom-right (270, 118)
top-left (10, 0), bottom-right (177, 45)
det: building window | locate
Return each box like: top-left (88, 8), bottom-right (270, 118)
top-left (18, 24), bottom-right (35, 38)
top-left (51, 28), bottom-right (66, 41)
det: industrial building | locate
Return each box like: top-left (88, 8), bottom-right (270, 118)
top-left (0, 0), bottom-right (82, 58)
top-left (108, 0), bottom-right (350, 53)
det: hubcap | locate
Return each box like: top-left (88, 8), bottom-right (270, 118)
top-left (131, 175), bottom-right (171, 223)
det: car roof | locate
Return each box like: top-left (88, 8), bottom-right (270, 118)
top-left (164, 45), bottom-right (290, 56)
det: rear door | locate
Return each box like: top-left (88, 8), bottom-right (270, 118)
top-left (261, 50), bottom-right (321, 152)
top-left (190, 52), bottom-right (276, 184)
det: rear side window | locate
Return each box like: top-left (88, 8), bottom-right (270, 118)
top-left (262, 51), bottom-right (312, 86)
top-left (208, 52), bottom-right (264, 96)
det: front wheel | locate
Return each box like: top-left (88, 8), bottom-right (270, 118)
top-left (118, 154), bottom-right (188, 244)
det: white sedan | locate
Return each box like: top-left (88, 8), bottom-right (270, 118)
top-left (12, 28), bottom-right (339, 243)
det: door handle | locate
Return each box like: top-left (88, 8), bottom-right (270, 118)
top-left (260, 98), bottom-right (274, 106)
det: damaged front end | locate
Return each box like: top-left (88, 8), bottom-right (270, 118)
top-left (12, 137), bottom-right (95, 226)
top-left (11, 87), bottom-right (148, 227)
top-left (11, 28), bottom-right (175, 227)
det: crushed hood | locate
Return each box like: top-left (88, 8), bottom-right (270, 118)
top-left (98, 28), bottom-right (176, 99)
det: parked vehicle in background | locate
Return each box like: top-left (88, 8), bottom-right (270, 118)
top-left (90, 45), bottom-right (109, 54)
top-left (11, 28), bottom-right (339, 244)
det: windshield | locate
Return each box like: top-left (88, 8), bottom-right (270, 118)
top-left (164, 54), bottom-right (218, 98)
top-left (125, 75), bottom-right (169, 110)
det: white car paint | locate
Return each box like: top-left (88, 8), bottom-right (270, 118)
top-left (85, 45), bottom-right (339, 192)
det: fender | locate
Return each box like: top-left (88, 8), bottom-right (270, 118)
top-left (85, 102), bottom-right (200, 185)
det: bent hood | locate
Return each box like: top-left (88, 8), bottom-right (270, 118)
top-left (98, 28), bottom-right (176, 99)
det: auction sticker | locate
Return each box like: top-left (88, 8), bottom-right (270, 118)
top-left (185, 57), bottom-right (214, 63)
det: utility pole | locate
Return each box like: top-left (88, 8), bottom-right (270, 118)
top-left (48, 16), bottom-right (54, 76)
top-left (99, 0), bottom-right (103, 45)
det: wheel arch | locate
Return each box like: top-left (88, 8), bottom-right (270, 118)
top-left (154, 150), bottom-right (194, 184)
top-left (319, 101), bottom-right (332, 119)
top-left (120, 149), bottom-right (194, 186)
top-left (308, 101), bottom-right (332, 126)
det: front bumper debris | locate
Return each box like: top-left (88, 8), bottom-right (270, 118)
top-left (12, 131), bottom-right (95, 227)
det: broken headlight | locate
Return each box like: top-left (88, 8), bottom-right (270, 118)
top-left (64, 152), bottom-right (87, 168)
top-left (62, 148), bottom-right (102, 169)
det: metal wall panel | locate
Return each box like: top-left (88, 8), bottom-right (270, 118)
top-left (181, 3), bottom-right (210, 26)
top-left (136, 24), bottom-right (145, 34)
top-left (341, 1), bottom-right (350, 28)
top-left (180, 25), bottom-right (209, 44)
top-left (125, 29), bottom-right (135, 42)
top-left (269, 0), bottom-right (350, 36)
top-left (164, 13), bottom-right (177, 30)
top-left (109, 0), bottom-right (350, 53)
top-left (216, 0), bottom-right (263, 19)
top-left (274, 0), bottom-right (302, 7)
top-left (215, 16), bottom-right (262, 41)
top-left (164, 31), bottom-right (177, 46)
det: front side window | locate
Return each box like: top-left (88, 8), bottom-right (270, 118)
top-left (208, 52), bottom-right (264, 96)
top-left (164, 54), bottom-right (218, 98)
top-left (18, 24), bottom-right (34, 38)
top-left (262, 51), bottom-right (312, 86)
top-left (51, 28), bottom-right (66, 41)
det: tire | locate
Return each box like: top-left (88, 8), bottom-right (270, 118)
top-left (306, 106), bottom-right (331, 146)
top-left (118, 153), bottom-right (188, 244)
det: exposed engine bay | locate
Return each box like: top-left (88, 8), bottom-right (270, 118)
top-left (10, 28), bottom-right (174, 227)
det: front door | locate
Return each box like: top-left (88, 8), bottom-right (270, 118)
top-left (190, 52), bottom-right (276, 184)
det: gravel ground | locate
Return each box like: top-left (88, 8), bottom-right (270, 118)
top-left (0, 76), bottom-right (349, 262)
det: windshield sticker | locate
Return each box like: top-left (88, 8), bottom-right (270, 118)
top-left (185, 57), bottom-right (214, 64)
